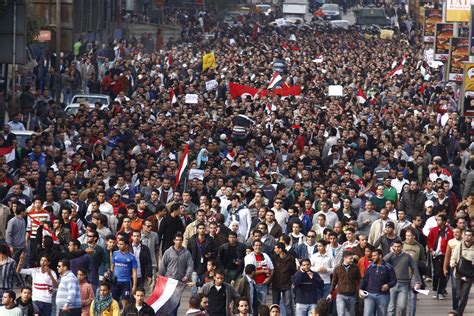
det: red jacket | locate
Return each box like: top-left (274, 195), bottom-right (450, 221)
top-left (427, 226), bottom-right (453, 255)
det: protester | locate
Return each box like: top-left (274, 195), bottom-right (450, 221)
top-left (90, 283), bottom-right (120, 316)
top-left (359, 249), bottom-right (397, 316)
top-left (449, 229), bottom-right (473, 316)
top-left (292, 258), bottom-right (323, 316)
top-left (329, 250), bottom-right (361, 316)
top-left (0, 3), bottom-right (473, 315)
top-left (0, 290), bottom-right (22, 316)
top-left (56, 259), bottom-right (82, 316)
top-left (199, 269), bottom-right (239, 316)
top-left (122, 288), bottom-right (155, 316)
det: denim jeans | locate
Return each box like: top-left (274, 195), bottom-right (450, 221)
top-left (256, 284), bottom-right (268, 305)
top-left (295, 303), bottom-right (316, 316)
top-left (59, 307), bottom-right (81, 316)
top-left (449, 268), bottom-right (457, 310)
top-left (364, 293), bottom-right (390, 316)
top-left (336, 294), bottom-right (356, 316)
top-left (322, 283), bottom-right (331, 298)
top-left (35, 301), bottom-right (52, 316)
top-left (409, 291), bottom-right (417, 316)
top-left (388, 282), bottom-right (409, 316)
top-left (456, 277), bottom-right (473, 316)
top-left (272, 287), bottom-right (295, 316)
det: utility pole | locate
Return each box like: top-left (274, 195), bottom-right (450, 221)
top-left (56, 0), bottom-right (61, 64)
top-left (12, 1), bottom-right (17, 112)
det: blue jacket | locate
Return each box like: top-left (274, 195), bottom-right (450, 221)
top-left (360, 261), bottom-right (397, 295)
top-left (291, 270), bottom-right (324, 304)
top-left (294, 242), bottom-right (318, 260)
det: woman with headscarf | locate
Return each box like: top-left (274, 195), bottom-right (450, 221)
top-left (90, 283), bottom-right (119, 316)
top-left (196, 148), bottom-right (209, 169)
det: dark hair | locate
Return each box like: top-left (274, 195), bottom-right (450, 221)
top-left (244, 264), bottom-right (256, 275)
top-left (20, 286), bottom-right (32, 293)
top-left (275, 242), bottom-right (286, 252)
top-left (188, 295), bottom-right (201, 309)
top-left (174, 232), bottom-right (184, 240)
top-left (99, 282), bottom-right (111, 290)
top-left (228, 231), bottom-right (238, 238)
top-left (70, 239), bottom-right (81, 248)
top-left (58, 259), bottom-right (70, 269)
top-left (214, 269), bottom-right (225, 277)
top-left (4, 289), bottom-right (16, 300)
top-left (135, 287), bottom-right (146, 294)
top-left (372, 248), bottom-right (383, 256)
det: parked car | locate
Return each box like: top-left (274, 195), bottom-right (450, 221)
top-left (321, 4), bottom-right (341, 20)
top-left (355, 6), bottom-right (390, 26)
top-left (64, 94), bottom-right (110, 116)
top-left (11, 130), bottom-right (37, 147)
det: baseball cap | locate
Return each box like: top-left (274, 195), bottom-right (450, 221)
top-left (424, 200), bottom-right (434, 208)
top-left (385, 222), bottom-right (395, 229)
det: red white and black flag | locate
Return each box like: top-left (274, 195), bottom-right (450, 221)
top-left (175, 144), bottom-right (189, 188)
top-left (146, 276), bottom-right (186, 315)
top-left (0, 146), bottom-right (15, 163)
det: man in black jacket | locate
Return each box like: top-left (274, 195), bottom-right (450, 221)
top-left (217, 231), bottom-right (246, 283)
top-left (399, 181), bottom-right (426, 221)
top-left (122, 288), bottom-right (155, 316)
top-left (292, 258), bottom-right (324, 314)
top-left (159, 203), bottom-right (185, 254)
top-left (15, 286), bottom-right (39, 316)
top-left (187, 223), bottom-right (217, 283)
top-left (272, 243), bottom-right (297, 316)
top-left (130, 231), bottom-right (153, 288)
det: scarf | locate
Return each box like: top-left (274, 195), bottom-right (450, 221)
top-left (93, 292), bottom-right (113, 316)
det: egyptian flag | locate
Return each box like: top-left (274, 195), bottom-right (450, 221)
top-left (281, 41), bottom-right (289, 50)
top-left (386, 64), bottom-right (403, 78)
top-left (391, 58), bottom-right (397, 69)
top-left (268, 71), bottom-right (282, 89)
top-left (170, 89), bottom-right (177, 104)
top-left (0, 146), bottom-right (15, 163)
top-left (175, 144), bottom-right (189, 188)
top-left (146, 276), bottom-right (186, 315)
top-left (357, 88), bottom-right (367, 104)
top-left (252, 22), bottom-right (260, 40)
top-left (226, 151), bottom-right (236, 161)
top-left (229, 82), bottom-right (301, 99)
top-left (167, 55), bottom-right (173, 68)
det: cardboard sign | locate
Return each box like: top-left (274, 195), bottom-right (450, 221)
top-left (328, 85), bottom-right (343, 97)
top-left (380, 29), bottom-right (394, 39)
top-left (205, 79), bottom-right (218, 91)
top-left (185, 94), bottom-right (199, 104)
top-left (189, 169), bottom-right (205, 180)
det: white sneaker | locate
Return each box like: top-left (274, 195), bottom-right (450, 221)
top-left (437, 294), bottom-right (445, 300)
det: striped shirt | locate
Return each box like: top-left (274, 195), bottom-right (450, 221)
top-left (0, 257), bottom-right (16, 290)
top-left (20, 267), bottom-right (57, 303)
top-left (56, 270), bottom-right (82, 309)
top-left (27, 210), bottom-right (50, 239)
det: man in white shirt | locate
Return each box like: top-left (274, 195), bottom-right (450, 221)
top-left (17, 254), bottom-right (58, 316)
top-left (310, 240), bottom-right (334, 298)
top-left (391, 170), bottom-right (409, 194)
top-left (271, 198), bottom-right (288, 233)
top-left (313, 200), bottom-right (338, 228)
top-left (0, 290), bottom-right (22, 316)
top-left (226, 195), bottom-right (252, 239)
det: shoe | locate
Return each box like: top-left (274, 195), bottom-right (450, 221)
top-left (432, 294), bottom-right (438, 299)
top-left (437, 294), bottom-right (445, 300)
top-left (425, 277), bottom-right (432, 282)
top-left (443, 290), bottom-right (448, 296)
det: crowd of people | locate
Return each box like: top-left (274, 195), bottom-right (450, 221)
top-left (0, 3), bottom-right (473, 316)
